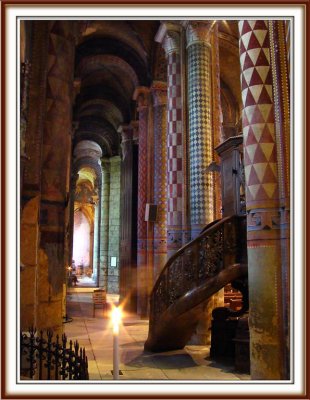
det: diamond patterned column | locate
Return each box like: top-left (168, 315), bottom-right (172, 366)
top-left (186, 21), bottom-right (217, 238)
top-left (133, 87), bottom-right (150, 317)
top-left (156, 22), bottom-right (185, 257)
top-left (185, 21), bottom-right (223, 346)
top-left (151, 81), bottom-right (168, 280)
top-left (239, 20), bottom-right (290, 379)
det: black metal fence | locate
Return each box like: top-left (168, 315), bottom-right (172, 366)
top-left (20, 328), bottom-right (89, 380)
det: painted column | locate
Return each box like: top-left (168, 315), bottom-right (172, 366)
top-left (133, 87), bottom-right (150, 317)
top-left (155, 22), bottom-right (185, 257)
top-left (99, 158), bottom-right (110, 290)
top-left (186, 21), bottom-right (217, 238)
top-left (185, 21), bottom-right (223, 345)
top-left (238, 20), bottom-right (290, 379)
top-left (151, 81), bottom-right (168, 280)
top-left (119, 124), bottom-right (135, 309)
top-left (38, 21), bottom-right (76, 330)
top-left (268, 21), bottom-right (290, 377)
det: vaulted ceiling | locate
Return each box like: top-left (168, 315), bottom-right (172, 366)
top-left (72, 20), bottom-right (241, 161)
top-left (73, 21), bottom-right (159, 158)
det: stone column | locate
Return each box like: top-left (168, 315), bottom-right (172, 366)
top-left (92, 201), bottom-right (99, 283)
top-left (268, 21), bottom-right (290, 377)
top-left (38, 21), bottom-right (76, 330)
top-left (119, 124), bottom-right (137, 310)
top-left (107, 156), bottom-right (121, 294)
top-left (186, 21), bottom-right (218, 238)
top-left (20, 21), bottom-right (49, 330)
top-left (133, 87), bottom-right (150, 317)
top-left (155, 22), bottom-right (185, 257)
top-left (151, 81), bottom-right (168, 280)
top-left (185, 21), bottom-right (223, 345)
top-left (238, 20), bottom-right (290, 379)
top-left (99, 158), bottom-right (110, 290)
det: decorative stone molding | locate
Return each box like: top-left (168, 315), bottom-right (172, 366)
top-left (118, 124), bottom-right (133, 161)
top-left (155, 22), bottom-right (182, 56)
top-left (186, 21), bottom-right (215, 48)
top-left (73, 140), bottom-right (103, 162)
top-left (118, 121), bottom-right (138, 142)
top-left (118, 124), bottom-right (133, 142)
top-left (151, 81), bottom-right (167, 107)
top-left (133, 86), bottom-right (150, 111)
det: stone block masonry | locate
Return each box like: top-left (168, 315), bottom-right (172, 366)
top-left (107, 156), bottom-right (121, 294)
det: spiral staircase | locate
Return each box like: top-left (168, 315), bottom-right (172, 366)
top-left (144, 215), bottom-right (248, 352)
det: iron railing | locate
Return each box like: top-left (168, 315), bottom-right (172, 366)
top-left (20, 328), bottom-right (89, 380)
top-left (149, 215), bottom-right (247, 326)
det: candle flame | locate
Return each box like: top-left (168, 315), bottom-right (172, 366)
top-left (111, 306), bottom-right (122, 334)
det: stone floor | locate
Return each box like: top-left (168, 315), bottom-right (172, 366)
top-left (64, 291), bottom-right (251, 381)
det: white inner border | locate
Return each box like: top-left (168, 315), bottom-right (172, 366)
top-left (5, 4), bottom-right (305, 398)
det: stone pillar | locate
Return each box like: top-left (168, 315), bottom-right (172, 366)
top-left (99, 158), bottom-right (110, 290)
top-left (133, 87), bottom-right (150, 317)
top-left (20, 21), bottom-right (49, 331)
top-left (107, 156), bottom-right (121, 294)
top-left (38, 21), bottom-right (76, 330)
top-left (119, 124), bottom-right (136, 310)
top-left (156, 22), bottom-right (185, 257)
top-left (185, 21), bottom-right (223, 345)
top-left (92, 202), bottom-right (99, 283)
top-left (238, 20), bottom-right (290, 379)
top-left (268, 20), bottom-right (290, 377)
top-left (151, 81), bottom-right (168, 280)
top-left (186, 21), bottom-right (218, 238)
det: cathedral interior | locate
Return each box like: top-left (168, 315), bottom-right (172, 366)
top-left (20, 19), bottom-right (290, 381)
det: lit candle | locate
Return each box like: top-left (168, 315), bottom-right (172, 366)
top-left (111, 306), bottom-right (122, 380)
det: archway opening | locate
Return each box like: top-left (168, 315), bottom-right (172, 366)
top-left (71, 165), bottom-right (99, 288)
top-left (73, 209), bottom-right (92, 278)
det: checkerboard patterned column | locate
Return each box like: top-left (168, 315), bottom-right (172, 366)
top-left (156, 23), bottom-right (185, 257)
top-left (239, 20), bottom-right (290, 379)
top-left (151, 81), bottom-right (168, 279)
top-left (186, 21), bottom-right (216, 239)
top-left (133, 87), bottom-right (150, 317)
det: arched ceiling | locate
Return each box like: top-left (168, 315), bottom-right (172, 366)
top-left (218, 20), bottom-right (242, 119)
top-left (73, 21), bottom-right (159, 158)
top-left (72, 20), bottom-right (241, 160)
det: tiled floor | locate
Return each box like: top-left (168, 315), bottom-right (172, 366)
top-left (64, 291), bottom-right (250, 381)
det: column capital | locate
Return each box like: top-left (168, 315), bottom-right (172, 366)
top-left (131, 121), bottom-right (139, 143)
top-left (118, 124), bottom-right (133, 142)
top-left (101, 157), bottom-right (110, 172)
top-left (185, 21), bottom-right (216, 48)
top-left (155, 21), bottom-right (182, 56)
top-left (133, 86), bottom-right (151, 111)
top-left (151, 81), bottom-right (167, 106)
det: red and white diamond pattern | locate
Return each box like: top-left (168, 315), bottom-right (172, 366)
top-left (239, 20), bottom-right (279, 204)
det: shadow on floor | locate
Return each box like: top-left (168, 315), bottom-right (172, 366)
top-left (124, 350), bottom-right (197, 370)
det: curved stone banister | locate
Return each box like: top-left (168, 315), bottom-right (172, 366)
top-left (145, 215), bottom-right (248, 352)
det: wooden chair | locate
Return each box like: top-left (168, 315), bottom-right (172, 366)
top-left (92, 289), bottom-right (107, 317)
